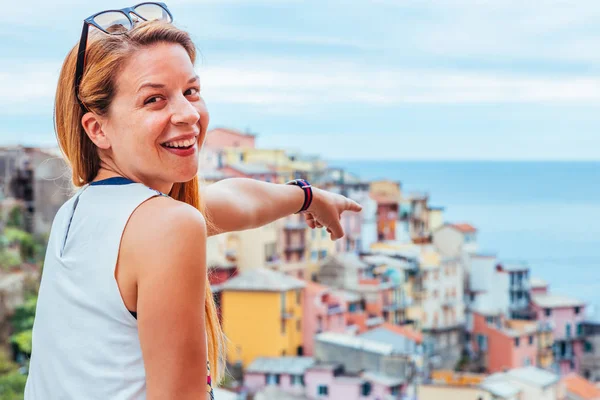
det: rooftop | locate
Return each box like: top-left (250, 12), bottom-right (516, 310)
top-left (532, 294), bottom-right (585, 309)
top-left (562, 373), bottom-right (600, 400)
top-left (479, 381), bottom-right (521, 398)
top-left (487, 366), bottom-right (559, 389)
top-left (359, 326), bottom-right (419, 355)
top-left (316, 332), bottom-right (395, 356)
top-left (361, 254), bottom-right (413, 270)
top-left (530, 277), bottom-right (548, 288)
top-left (499, 261), bottom-right (529, 272)
top-left (224, 162), bottom-right (273, 176)
top-left (379, 322), bottom-right (423, 344)
top-left (325, 253), bottom-right (369, 270)
top-left (451, 223), bottom-right (477, 233)
top-left (219, 268), bottom-right (305, 292)
top-left (246, 357), bottom-right (315, 375)
top-left (362, 371), bottom-right (405, 387)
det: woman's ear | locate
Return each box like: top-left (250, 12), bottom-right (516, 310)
top-left (81, 112), bottom-right (111, 150)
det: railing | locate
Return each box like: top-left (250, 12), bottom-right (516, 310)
top-left (327, 304), bottom-right (344, 315)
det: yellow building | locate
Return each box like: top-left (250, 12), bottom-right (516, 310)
top-left (537, 323), bottom-right (554, 369)
top-left (220, 268), bottom-right (306, 367)
top-left (217, 221), bottom-right (280, 271)
top-left (428, 206), bottom-right (445, 233)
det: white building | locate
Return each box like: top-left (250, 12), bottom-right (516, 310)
top-left (482, 366), bottom-right (565, 400)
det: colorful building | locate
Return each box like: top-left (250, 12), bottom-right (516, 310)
top-left (532, 294), bottom-right (586, 375)
top-left (470, 309), bottom-right (538, 373)
top-left (302, 282), bottom-right (347, 356)
top-left (369, 180), bottom-right (401, 241)
top-left (432, 222), bottom-right (478, 260)
top-left (283, 213), bottom-right (308, 263)
top-left (220, 268), bottom-right (306, 367)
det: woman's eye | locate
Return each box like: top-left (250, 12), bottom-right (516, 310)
top-left (144, 96), bottom-right (162, 105)
top-left (185, 87), bottom-right (200, 96)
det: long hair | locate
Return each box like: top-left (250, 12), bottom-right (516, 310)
top-left (54, 20), bottom-right (225, 382)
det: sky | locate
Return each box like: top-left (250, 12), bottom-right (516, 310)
top-left (1, 0), bottom-right (600, 160)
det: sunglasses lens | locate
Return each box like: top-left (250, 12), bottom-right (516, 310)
top-left (93, 11), bottom-right (132, 34)
top-left (134, 4), bottom-right (172, 22)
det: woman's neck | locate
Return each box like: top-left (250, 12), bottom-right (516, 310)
top-left (93, 168), bottom-right (174, 194)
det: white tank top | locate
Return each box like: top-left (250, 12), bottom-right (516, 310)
top-left (25, 177), bottom-right (166, 399)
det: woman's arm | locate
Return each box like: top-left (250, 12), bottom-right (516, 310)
top-left (124, 196), bottom-right (208, 400)
top-left (202, 177), bottom-right (362, 238)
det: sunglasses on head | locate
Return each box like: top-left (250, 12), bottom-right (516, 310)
top-left (74, 2), bottom-right (173, 112)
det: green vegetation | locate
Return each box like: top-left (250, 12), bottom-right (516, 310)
top-left (0, 352), bottom-right (25, 400)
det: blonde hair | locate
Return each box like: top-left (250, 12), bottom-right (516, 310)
top-left (54, 20), bottom-right (225, 382)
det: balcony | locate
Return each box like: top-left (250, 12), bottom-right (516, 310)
top-left (285, 244), bottom-right (306, 253)
top-left (510, 280), bottom-right (529, 291)
top-left (327, 304), bottom-right (344, 315)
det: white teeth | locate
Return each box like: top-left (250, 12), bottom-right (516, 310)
top-left (163, 137), bottom-right (196, 148)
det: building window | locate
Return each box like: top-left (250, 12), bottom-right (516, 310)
top-left (529, 335), bottom-right (534, 345)
top-left (585, 341), bottom-right (594, 353)
top-left (317, 385), bottom-right (329, 396)
top-left (515, 338), bottom-right (520, 347)
top-left (485, 316), bottom-right (494, 325)
top-left (319, 250), bottom-right (327, 260)
top-left (292, 375), bottom-right (305, 386)
top-left (575, 306), bottom-right (581, 315)
top-left (545, 308), bottom-right (552, 317)
top-left (311, 251), bottom-right (318, 261)
top-left (297, 319), bottom-right (301, 332)
top-left (361, 382), bottom-right (372, 396)
top-left (566, 324), bottom-right (572, 338)
top-left (296, 289), bottom-right (302, 305)
top-left (266, 374), bottom-right (280, 385)
top-left (281, 292), bottom-right (287, 313)
top-left (281, 320), bottom-right (286, 335)
top-left (321, 229), bottom-right (327, 238)
top-left (477, 334), bottom-right (487, 351)
top-left (391, 386), bottom-right (400, 395)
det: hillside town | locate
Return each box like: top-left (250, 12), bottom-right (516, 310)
top-left (1, 127), bottom-right (599, 400)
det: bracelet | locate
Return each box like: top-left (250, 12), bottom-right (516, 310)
top-left (286, 178), bottom-right (313, 214)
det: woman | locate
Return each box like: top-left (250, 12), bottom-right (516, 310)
top-left (24, 3), bottom-right (362, 400)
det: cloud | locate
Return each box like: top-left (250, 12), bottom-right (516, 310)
top-left (4, 56), bottom-right (600, 118)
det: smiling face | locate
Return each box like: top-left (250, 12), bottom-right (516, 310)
top-left (89, 42), bottom-right (208, 192)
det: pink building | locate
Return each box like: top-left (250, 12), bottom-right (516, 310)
top-left (302, 282), bottom-right (348, 356)
top-left (244, 358), bottom-right (405, 399)
top-left (530, 277), bottom-right (549, 296)
top-left (471, 310), bottom-right (538, 373)
top-left (217, 163), bottom-right (278, 182)
top-left (305, 364), bottom-right (404, 400)
top-left (203, 127), bottom-right (256, 150)
top-left (532, 294), bottom-right (586, 375)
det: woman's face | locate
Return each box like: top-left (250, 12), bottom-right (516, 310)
top-left (98, 42), bottom-right (208, 192)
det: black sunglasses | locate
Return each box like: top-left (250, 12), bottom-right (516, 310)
top-left (74, 2), bottom-right (173, 112)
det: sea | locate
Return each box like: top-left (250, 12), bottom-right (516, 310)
top-left (328, 161), bottom-right (600, 313)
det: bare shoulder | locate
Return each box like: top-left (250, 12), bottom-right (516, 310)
top-left (121, 195), bottom-right (207, 279)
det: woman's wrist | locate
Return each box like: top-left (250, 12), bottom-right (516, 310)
top-left (285, 178), bottom-right (313, 214)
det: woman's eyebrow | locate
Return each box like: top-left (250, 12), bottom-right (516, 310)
top-left (136, 75), bottom-right (200, 93)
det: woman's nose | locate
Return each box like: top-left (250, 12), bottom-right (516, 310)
top-left (170, 96), bottom-right (200, 126)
